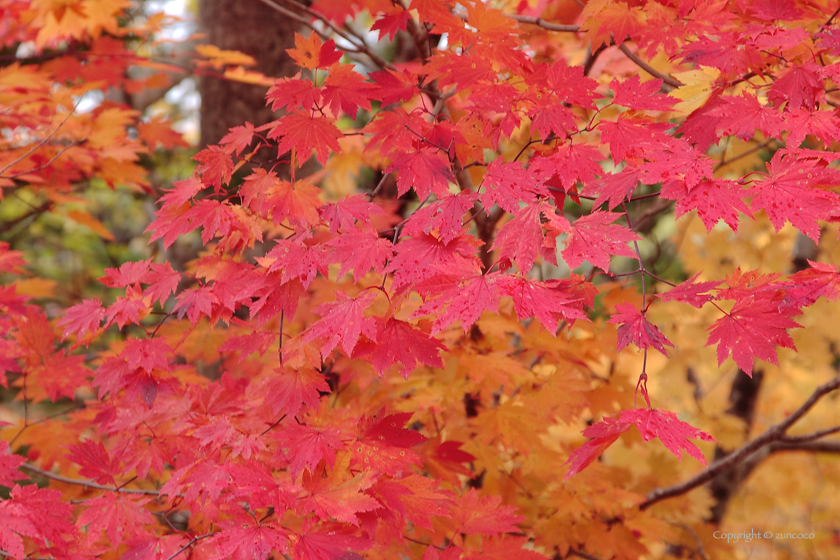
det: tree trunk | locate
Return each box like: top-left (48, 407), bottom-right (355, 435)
top-left (198, 0), bottom-right (302, 147)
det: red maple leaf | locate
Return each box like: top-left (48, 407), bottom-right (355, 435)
top-left (598, 116), bottom-right (673, 163)
top-left (158, 176), bottom-right (204, 207)
top-left (58, 298), bottom-right (106, 341)
top-left (403, 191), bottom-right (476, 245)
top-left (386, 149), bottom-right (454, 199)
top-left (706, 294), bottom-right (801, 375)
top-left (368, 68), bottom-right (418, 105)
top-left (218, 327), bottom-right (276, 361)
top-left (480, 159), bottom-right (544, 213)
top-left (272, 423), bottom-right (343, 477)
top-left (262, 236), bottom-right (329, 289)
top-left (267, 111), bottom-right (342, 166)
top-left (266, 75), bottom-right (320, 113)
top-left (498, 275), bottom-right (587, 332)
top-left (386, 233), bottom-right (482, 293)
top-left (145, 201), bottom-right (196, 249)
top-left (449, 488), bottom-right (524, 536)
top-left (193, 145), bottom-right (234, 192)
top-left (610, 76), bottom-right (675, 111)
top-left (122, 535), bottom-right (190, 560)
top-left (173, 284), bottom-right (218, 325)
top-left (160, 458), bottom-right (232, 512)
top-left (491, 202), bottom-right (543, 272)
top-left (0, 441), bottom-right (26, 487)
top-left (412, 269), bottom-right (502, 334)
top-left (292, 521), bottom-right (371, 560)
top-left (565, 408), bottom-right (714, 479)
top-left (301, 470), bottom-right (380, 525)
top-left (319, 195), bottom-right (386, 234)
top-left (767, 61), bottom-right (822, 110)
top-left (0, 485), bottom-right (76, 559)
top-left (530, 143), bottom-right (602, 192)
top-left (141, 262), bottom-right (180, 305)
top-left (562, 211), bottom-right (639, 270)
top-left (371, 6), bottom-right (410, 40)
top-left (608, 303), bottom-right (675, 356)
top-left (585, 166), bottom-right (642, 210)
top-left (105, 285), bottom-right (148, 329)
top-left (286, 34), bottom-right (342, 70)
top-left (299, 290), bottom-right (376, 358)
top-left (322, 63), bottom-right (372, 119)
top-left (708, 93), bottom-right (784, 140)
top-left (369, 317), bottom-right (446, 378)
top-left (207, 516), bottom-right (288, 560)
top-left (263, 366), bottom-right (329, 418)
top-left (784, 261), bottom-right (840, 306)
top-left (76, 493), bottom-right (154, 548)
top-left (662, 177), bottom-right (749, 232)
top-left (747, 152), bottom-right (840, 241)
top-left (219, 122), bottom-right (256, 155)
top-left (659, 273), bottom-right (721, 307)
top-left (351, 411), bottom-right (426, 476)
top-left (0, 242), bottom-right (26, 274)
top-left (325, 226), bottom-right (393, 282)
top-left (784, 106), bottom-right (840, 148)
top-left (66, 439), bottom-right (119, 486)
top-left (100, 259), bottom-right (152, 288)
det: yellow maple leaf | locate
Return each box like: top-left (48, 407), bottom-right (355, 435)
top-left (67, 209), bottom-right (116, 241)
top-left (195, 44), bottom-right (256, 69)
top-left (670, 66), bottom-right (721, 114)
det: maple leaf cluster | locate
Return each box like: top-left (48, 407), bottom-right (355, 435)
top-left (4, 1), bottom-right (840, 559)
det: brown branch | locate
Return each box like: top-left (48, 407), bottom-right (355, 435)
top-left (20, 463), bottom-right (161, 496)
top-left (640, 375), bottom-right (840, 510)
top-left (504, 14), bottom-right (682, 90)
top-left (769, 440), bottom-right (840, 454)
top-left (163, 533), bottom-right (217, 560)
top-left (0, 104), bottom-right (79, 178)
top-left (506, 14), bottom-right (581, 33)
top-left (714, 138), bottom-right (776, 172)
top-left (778, 424), bottom-right (840, 444)
top-left (4, 141), bottom-right (78, 179)
top-left (617, 43), bottom-right (683, 89)
top-left (274, 0), bottom-right (392, 70)
top-left (0, 201), bottom-right (52, 236)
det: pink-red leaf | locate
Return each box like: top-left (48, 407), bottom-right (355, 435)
top-left (562, 211), bottom-right (639, 270)
top-left (608, 302), bottom-right (675, 356)
top-left (706, 295), bottom-right (801, 375)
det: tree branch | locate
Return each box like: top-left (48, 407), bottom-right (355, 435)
top-left (617, 43), bottom-right (683, 88)
top-left (20, 464), bottom-right (161, 496)
top-left (769, 440), bottom-right (840, 454)
top-left (0, 103), bottom-right (79, 178)
top-left (640, 375), bottom-right (840, 510)
top-left (506, 14), bottom-right (581, 33)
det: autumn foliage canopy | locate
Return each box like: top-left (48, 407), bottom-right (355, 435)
top-left (3, 0), bottom-right (840, 559)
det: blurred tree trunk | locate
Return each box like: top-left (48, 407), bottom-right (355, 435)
top-left (198, 0), bottom-right (302, 147)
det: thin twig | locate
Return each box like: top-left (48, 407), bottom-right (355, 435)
top-left (4, 141), bottom-right (78, 179)
top-left (0, 98), bottom-right (82, 177)
top-left (506, 14), bottom-right (581, 33)
top-left (275, 0), bottom-right (392, 70)
top-left (778, 425), bottom-right (840, 444)
top-left (0, 201), bottom-right (52, 236)
top-left (20, 464), bottom-right (162, 495)
top-left (714, 138), bottom-right (776, 172)
top-left (617, 44), bottom-right (683, 89)
top-left (163, 533), bottom-right (217, 560)
top-left (640, 376), bottom-right (840, 510)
